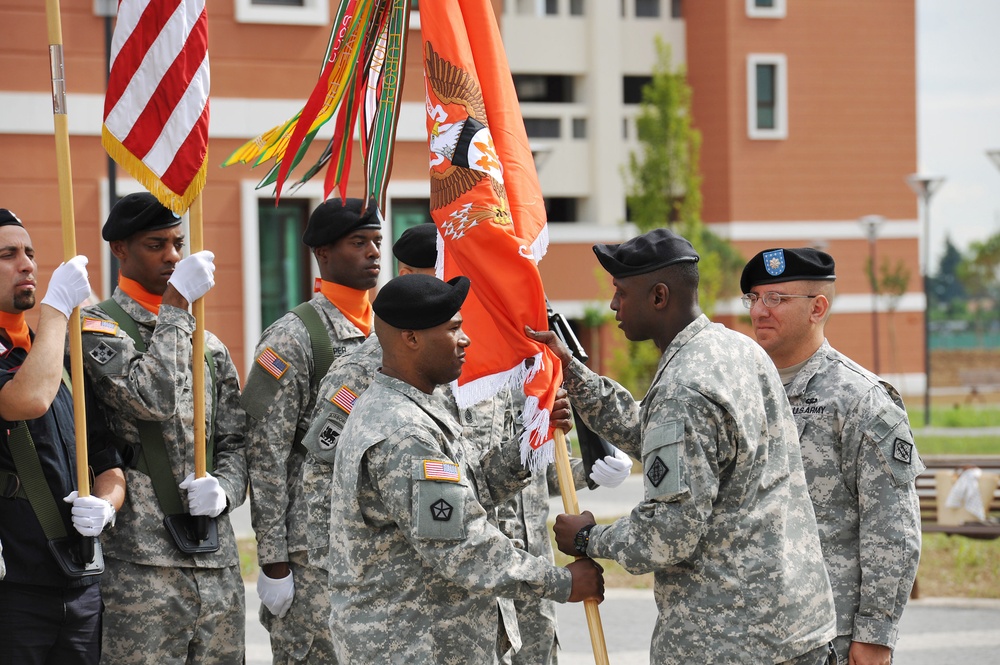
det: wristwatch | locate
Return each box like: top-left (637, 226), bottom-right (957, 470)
top-left (573, 524), bottom-right (595, 556)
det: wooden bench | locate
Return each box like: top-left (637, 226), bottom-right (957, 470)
top-left (912, 455), bottom-right (1000, 598)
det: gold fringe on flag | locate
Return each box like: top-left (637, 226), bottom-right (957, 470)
top-left (102, 125), bottom-right (208, 216)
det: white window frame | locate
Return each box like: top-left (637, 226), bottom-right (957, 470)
top-left (746, 53), bottom-right (788, 140)
top-left (745, 0), bottom-right (786, 19)
top-left (234, 0), bottom-right (329, 26)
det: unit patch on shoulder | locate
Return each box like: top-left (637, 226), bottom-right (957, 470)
top-left (255, 347), bottom-right (288, 380)
top-left (423, 460), bottom-right (461, 483)
top-left (430, 499), bottom-right (453, 521)
top-left (330, 385), bottom-right (358, 414)
top-left (82, 317), bottom-right (119, 336)
top-left (318, 423), bottom-right (340, 451)
top-left (89, 341), bottom-right (117, 365)
top-left (892, 438), bottom-right (913, 465)
top-left (646, 456), bottom-right (669, 487)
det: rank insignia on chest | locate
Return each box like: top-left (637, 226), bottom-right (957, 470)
top-left (89, 341), bottom-right (118, 365)
top-left (330, 385), bottom-right (358, 414)
top-left (892, 438), bottom-right (913, 465)
top-left (423, 460), bottom-right (460, 482)
top-left (646, 456), bottom-right (669, 487)
top-left (256, 347), bottom-right (288, 380)
top-left (82, 317), bottom-right (119, 336)
top-left (430, 498), bottom-right (453, 521)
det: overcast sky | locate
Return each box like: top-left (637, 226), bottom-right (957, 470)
top-left (917, 0), bottom-right (1000, 267)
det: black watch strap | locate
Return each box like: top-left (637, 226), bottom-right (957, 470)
top-left (573, 523), bottom-right (595, 556)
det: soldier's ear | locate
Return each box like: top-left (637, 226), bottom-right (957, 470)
top-left (650, 282), bottom-right (669, 310)
top-left (400, 329), bottom-right (420, 350)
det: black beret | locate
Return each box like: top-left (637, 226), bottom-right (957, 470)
top-left (392, 223), bottom-right (438, 269)
top-left (373, 274), bottom-right (471, 330)
top-left (302, 197), bottom-right (381, 248)
top-left (0, 209), bottom-right (24, 228)
top-left (102, 192), bottom-right (182, 241)
top-left (740, 248), bottom-right (836, 293)
top-left (593, 227), bottom-right (699, 278)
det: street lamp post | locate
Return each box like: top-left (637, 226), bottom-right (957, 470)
top-left (906, 174), bottom-right (945, 427)
top-left (859, 215), bottom-right (885, 374)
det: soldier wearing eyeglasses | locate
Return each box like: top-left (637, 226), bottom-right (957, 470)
top-left (741, 248), bottom-right (924, 665)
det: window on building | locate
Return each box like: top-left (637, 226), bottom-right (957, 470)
top-left (572, 117), bottom-right (587, 139)
top-left (389, 198), bottom-right (433, 275)
top-left (544, 197), bottom-right (578, 222)
top-left (671, 0), bottom-right (682, 18)
top-left (623, 75), bottom-right (653, 105)
top-left (569, 0), bottom-right (584, 16)
top-left (746, 0), bottom-right (785, 18)
top-left (523, 118), bottom-right (561, 138)
top-left (235, 0), bottom-right (328, 24)
top-left (545, 0), bottom-right (558, 14)
top-left (514, 0), bottom-right (557, 15)
top-left (747, 54), bottom-right (787, 139)
top-left (634, 0), bottom-right (660, 18)
top-left (513, 75), bottom-right (574, 103)
top-left (257, 199), bottom-right (312, 330)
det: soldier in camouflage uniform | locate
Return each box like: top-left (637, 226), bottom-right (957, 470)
top-left (530, 228), bottom-right (838, 665)
top-left (328, 274), bottom-right (605, 664)
top-left (243, 197), bottom-right (381, 663)
top-left (741, 248), bottom-right (923, 665)
top-left (305, 226), bottom-right (622, 663)
top-left (80, 193), bottom-right (248, 664)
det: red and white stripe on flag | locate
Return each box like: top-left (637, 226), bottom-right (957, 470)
top-left (102, 0), bottom-right (210, 215)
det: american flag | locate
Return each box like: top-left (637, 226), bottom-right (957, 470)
top-left (330, 385), bottom-right (358, 414)
top-left (102, 0), bottom-right (210, 215)
top-left (256, 347), bottom-right (288, 380)
top-left (82, 317), bottom-right (119, 335)
top-left (423, 460), bottom-right (460, 483)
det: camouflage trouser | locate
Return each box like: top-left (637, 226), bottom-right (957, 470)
top-left (501, 596), bottom-right (558, 665)
top-left (259, 550), bottom-right (338, 664)
top-left (780, 642), bottom-right (837, 665)
top-left (101, 557), bottom-right (245, 665)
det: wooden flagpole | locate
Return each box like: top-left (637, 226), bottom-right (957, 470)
top-left (189, 196), bottom-right (207, 480)
top-left (553, 428), bottom-right (610, 665)
top-left (43, 0), bottom-right (89, 500)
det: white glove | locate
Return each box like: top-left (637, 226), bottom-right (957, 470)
top-left (41, 255), bottom-right (91, 318)
top-left (179, 472), bottom-right (227, 518)
top-left (168, 250), bottom-right (216, 302)
top-left (257, 569), bottom-right (296, 618)
top-left (62, 491), bottom-right (115, 537)
top-left (589, 446), bottom-right (633, 489)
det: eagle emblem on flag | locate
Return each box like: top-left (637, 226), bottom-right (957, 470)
top-left (425, 43), bottom-right (510, 228)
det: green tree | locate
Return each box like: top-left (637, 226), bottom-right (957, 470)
top-left (930, 236), bottom-right (967, 317)
top-left (613, 37), bottom-right (743, 397)
top-left (957, 233), bottom-right (1000, 343)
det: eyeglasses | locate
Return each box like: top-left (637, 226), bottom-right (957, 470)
top-left (741, 292), bottom-right (819, 309)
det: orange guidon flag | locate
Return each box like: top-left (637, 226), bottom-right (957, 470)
top-left (421, 0), bottom-right (560, 469)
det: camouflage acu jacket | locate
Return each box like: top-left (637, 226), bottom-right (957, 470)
top-left (328, 373), bottom-right (572, 664)
top-left (786, 340), bottom-right (923, 647)
top-left (563, 314), bottom-right (836, 664)
top-left (241, 293), bottom-right (366, 566)
top-left (81, 290), bottom-right (247, 568)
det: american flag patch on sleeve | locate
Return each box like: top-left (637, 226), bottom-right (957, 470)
top-left (330, 385), bottom-right (358, 414)
top-left (423, 460), bottom-right (461, 482)
top-left (82, 317), bottom-right (119, 335)
top-left (256, 347), bottom-right (288, 380)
